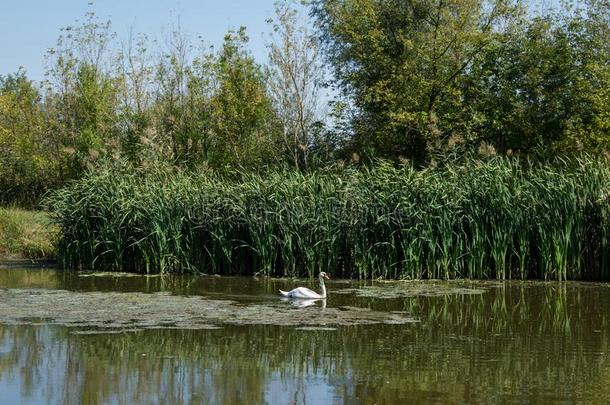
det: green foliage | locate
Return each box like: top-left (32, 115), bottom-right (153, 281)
top-left (207, 28), bottom-right (283, 169)
top-left (0, 70), bottom-right (60, 205)
top-left (131, 26), bottom-right (282, 170)
top-left (2, 3), bottom-right (609, 212)
top-left (1, 12), bottom-right (292, 206)
top-left (44, 12), bottom-right (120, 180)
top-left (312, 0), bottom-right (609, 163)
top-left (464, 1), bottom-right (610, 155)
top-left (311, 0), bottom-right (520, 165)
top-left (0, 208), bottom-right (57, 259)
top-left (47, 157), bottom-right (610, 280)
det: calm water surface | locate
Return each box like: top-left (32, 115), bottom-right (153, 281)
top-left (0, 268), bottom-right (609, 404)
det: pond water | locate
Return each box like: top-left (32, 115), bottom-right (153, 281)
top-left (0, 268), bottom-right (609, 404)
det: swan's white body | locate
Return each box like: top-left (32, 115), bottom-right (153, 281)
top-left (279, 272), bottom-right (329, 299)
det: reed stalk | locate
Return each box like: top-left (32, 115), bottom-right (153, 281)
top-left (46, 157), bottom-right (610, 279)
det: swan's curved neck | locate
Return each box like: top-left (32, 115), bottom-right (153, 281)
top-left (319, 276), bottom-right (327, 298)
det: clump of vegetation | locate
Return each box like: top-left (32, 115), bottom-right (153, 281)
top-left (2, 1), bottom-right (609, 207)
top-left (47, 157), bottom-right (610, 280)
top-left (0, 208), bottom-right (57, 259)
top-left (1, 1), bottom-right (609, 281)
top-left (312, 0), bottom-right (610, 164)
top-left (1, 3), bottom-right (329, 207)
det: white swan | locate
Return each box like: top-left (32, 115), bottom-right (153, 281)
top-left (279, 272), bottom-right (330, 299)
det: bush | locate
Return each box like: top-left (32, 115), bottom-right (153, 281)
top-left (0, 208), bottom-right (57, 259)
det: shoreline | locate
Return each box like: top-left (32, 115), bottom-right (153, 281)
top-left (0, 259), bottom-right (58, 269)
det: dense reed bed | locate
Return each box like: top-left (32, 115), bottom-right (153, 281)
top-left (47, 158), bottom-right (610, 280)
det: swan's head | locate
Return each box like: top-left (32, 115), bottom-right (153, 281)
top-left (319, 272), bottom-right (330, 280)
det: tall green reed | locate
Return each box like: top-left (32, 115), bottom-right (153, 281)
top-left (46, 157), bottom-right (610, 279)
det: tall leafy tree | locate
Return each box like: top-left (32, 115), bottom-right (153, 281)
top-left (311, 0), bottom-right (520, 165)
top-left (44, 12), bottom-right (119, 179)
top-left (464, 0), bottom-right (610, 155)
top-left (0, 70), bottom-right (59, 204)
top-left (154, 24), bottom-right (197, 164)
top-left (208, 28), bottom-right (282, 169)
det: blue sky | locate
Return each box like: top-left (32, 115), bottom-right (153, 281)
top-left (0, 0), bottom-right (284, 82)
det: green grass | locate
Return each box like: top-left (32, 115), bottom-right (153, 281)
top-left (0, 208), bottom-right (58, 260)
top-left (47, 157), bottom-right (610, 280)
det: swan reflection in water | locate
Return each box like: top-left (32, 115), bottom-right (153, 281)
top-left (280, 297), bottom-right (327, 309)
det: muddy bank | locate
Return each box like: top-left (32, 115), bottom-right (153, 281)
top-left (0, 259), bottom-right (57, 269)
top-left (0, 288), bottom-right (417, 331)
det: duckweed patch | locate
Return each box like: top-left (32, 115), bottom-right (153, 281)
top-left (0, 288), bottom-right (417, 331)
top-left (333, 282), bottom-right (486, 299)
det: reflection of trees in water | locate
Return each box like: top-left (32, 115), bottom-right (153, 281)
top-left (0, 268), bottom-right (62, 289)
top-left (0, 326), bottom-right (68, 397)
top-left (0, 283), bottom-right (609, 403)
top-left (393, 282), bottom-right (610, 402)
top-left (0, 267), bottom-right (273, 296)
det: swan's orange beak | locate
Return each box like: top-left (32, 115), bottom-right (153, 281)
top-left (322, 273), bottom-right (330, 280)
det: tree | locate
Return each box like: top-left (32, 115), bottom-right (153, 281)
top-left (311, 0), bottom-right (520, 165)
top-left (464, 0), bottom-right (610, 155)
top-left (116, 30), bottom-right (154, 164)
top-left (208, 28), bottom-right (282, 169)
top-left (44, 11), bottom-right (119, 179)
top-left (154, 23), bottom-right (196, 164)
top-left (266, 0), bottom-right (327, 170)
top-left (0, 70), bottom-right (59, 205)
